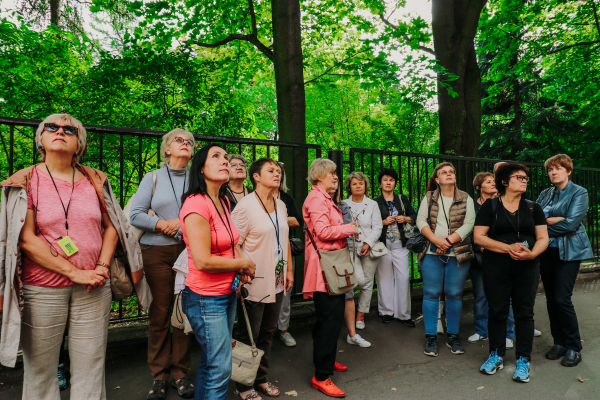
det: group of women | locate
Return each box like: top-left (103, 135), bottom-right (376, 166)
top-left (0, 113), bottom-right (592, 400)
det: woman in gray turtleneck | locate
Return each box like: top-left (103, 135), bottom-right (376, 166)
top-left (130, 129), bottom-right (195, 400)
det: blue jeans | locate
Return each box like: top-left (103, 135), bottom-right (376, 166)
top-left (182, 287), bottom-right (237, 400)
top-left (470, 268), bottom-right (515, 339)
top-left (421, 254), bottom-right (470, 336)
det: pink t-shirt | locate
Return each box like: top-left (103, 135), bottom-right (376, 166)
top-left (24, 168), bottom-right (106, 287)
top-left (180, 194), bottom-right (239, 295)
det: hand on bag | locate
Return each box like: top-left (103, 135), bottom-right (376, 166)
top-left (383, 216), bottom-right (395, 226)
top-left (396, 215), bottom-right (406, 224)
top-left (359, 243), bottom-right (370, 256)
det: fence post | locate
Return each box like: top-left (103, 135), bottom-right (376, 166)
top-left (328, 150), bottom-right (344, 193)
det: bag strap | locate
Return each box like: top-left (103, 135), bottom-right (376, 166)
top-left (306, 228), bottom-right (321, 258)
top-left (426, 191), bottom-right (434, 227)
top-left (240, 300), bottom-right (259, 356)
top-left (151, 171), bottom-right (157, 197)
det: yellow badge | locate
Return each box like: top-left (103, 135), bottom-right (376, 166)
top-left (57, 236), bottom-right (79, 257)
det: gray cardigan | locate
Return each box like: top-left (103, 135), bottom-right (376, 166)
top-left (130, 165), bottom-right (189, 246)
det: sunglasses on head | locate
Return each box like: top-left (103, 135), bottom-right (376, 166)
top-left (44, 123), bottom-right (78, 136)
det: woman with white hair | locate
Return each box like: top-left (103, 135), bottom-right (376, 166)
top-left (130, 128), bottom-right (196, 399)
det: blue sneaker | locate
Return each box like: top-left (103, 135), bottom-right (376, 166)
top-left (480, 351), bottom-right (503, 375)
top-left (513, 357), bottom-right (531, 383)
top-left (58, 363), bottom-right (68, 390)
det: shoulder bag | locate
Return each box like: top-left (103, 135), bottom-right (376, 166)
top-left (231, 300), bottom-right (265, 386)
top-left (306, 229), bottom-right (357, 295)
top-left (290, 237), bottom-right (305, 256)
top-left (110, 249), bottom-right (134, 301)
top-left (405, 192), bottom-right (434, 253)
top-left (397, 195), bottom-right (419, 239)
top-left (124, 171), bottom-right (157, 241)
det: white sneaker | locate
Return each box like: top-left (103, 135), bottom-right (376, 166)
top-left (356, 320), bottom-right (365, 330)
top-left (534, 329), bottom-right (542, 337)
top-left (347, 334), bottom-right (372, 348)
top-left (468, 333), bottom-right (489, 343)
top-left (506, 338), bottom-right (514, 349)
top-left (437, 319), bottom-right (444, 335)
top-left (280, 332), bottom-right (297, 347)
top-left (439, 301), bottom-right (445, 315)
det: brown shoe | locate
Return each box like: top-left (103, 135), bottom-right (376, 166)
top-left (311, 376), bottom-right (345, 398)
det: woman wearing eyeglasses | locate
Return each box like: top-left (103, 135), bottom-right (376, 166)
top-left (225, 154), bottom-right (253, 211)
top-left (130, 129), bottom-right (196, 399)
top-left (474, 163), bottom-right (548, 383)
top-left (231, 158), bottom-right (293, 400)
top-left (416, 162), bottom-right (475, 358)
top-left (1, 114), bottom-right (149, 399)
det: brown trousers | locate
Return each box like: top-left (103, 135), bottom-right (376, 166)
top-left (236, 291), bottom-right (284, 392)
top-left (142, 243), bottom-right (191, 381)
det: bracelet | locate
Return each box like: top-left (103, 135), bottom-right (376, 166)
top-left (445, 237), bottom-right (453, 245)
top-left (96, 262), bottom-right (107, 268)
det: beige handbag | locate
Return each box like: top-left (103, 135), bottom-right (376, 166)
top-left (306, 229), bottom-right (358, 295)
top-left (124, 171), bottom-right (157, 241)
top-left (171, 292), bottom-right (193, 334)
top-left (110, 256), bottom-right (134, 301)
top-left (231, 300), bottom-right (264, 386)
top-left (368, 241), bottom-right (389, 259)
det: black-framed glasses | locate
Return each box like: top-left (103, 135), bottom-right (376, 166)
top-left (170, 137), bottom-right (194, 147)
top-left (510, 175), bottom-right (530, 182)
top-left (44, 123), bottom-right (78, 136)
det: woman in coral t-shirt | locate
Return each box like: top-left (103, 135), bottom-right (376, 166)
top-left (180, 144), bottom-right (256, 400)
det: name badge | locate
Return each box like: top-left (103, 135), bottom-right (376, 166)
top-left (275, 259), bottom-right (285, 275)
top-left (58, 236), bottom-right (79, 257)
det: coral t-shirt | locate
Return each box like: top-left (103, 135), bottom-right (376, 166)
top-left (24, 167), bottom-right (106, 287)
top-left (180, 194), bottom-right (239, 295)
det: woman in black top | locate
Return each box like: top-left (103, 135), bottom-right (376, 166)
top-left (474, 163), bottom-right (548, 383)
top-left (224, 154), bottom-right (252, 210)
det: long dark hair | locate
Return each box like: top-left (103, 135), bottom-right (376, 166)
top-left (182, 143), bottom-right (228, 205)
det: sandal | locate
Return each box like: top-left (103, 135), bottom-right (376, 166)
top-left (234, 388), bottom-right (262, 399)
top-left (255, 382), bottom-right (280, 398)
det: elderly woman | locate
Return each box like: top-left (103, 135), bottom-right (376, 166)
top-left (416, 162), bottom-right (475, 358)
top-left (342, 172), bottom-right (383, 331)
top-left (225, 154), bottom-right (253, 210)
top-left (130, 128), bottom-right (196, 399)
top-left (537, 154), bottom-right (593, 367)
top-left (475, 163), bottom-right (548, 383)
top-left (303, 159), bottom-right (357, 398)
top-left (180, 144), bottom-right (256, 400)
top-left (0, 114), bottom-right (147, 399)
top-left (374, 168), bottom-right (417, 326)
top-left (231, 158), bottom-right (294, 399)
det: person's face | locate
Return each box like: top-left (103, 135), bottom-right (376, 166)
top-left (436, 166), bottom-right (456, 186)
top-left (167, 134), bottom-right (193, 161)
top-left (318, 169), bottom-right (338, 192)
top-left (254, 162), bottom-right (281, 189)
top-left (328, 180), bottom-right (339, 197)
top-left (40, 119), bottom-right (79, 156)
top-left (350, 178), bottom-right (366, 196)
top-left (229, 158), bottom-right (247, 180)
top-left (201, 147), bottom-right (230, 184)
top-left (479, 177), bottom-right (497, 196)
top-left (505, 170), bottom-right (528, 194)
top-left (547, 165), bottom-right (571, 186)
top-left (380, 175), bottom-right (396, 192)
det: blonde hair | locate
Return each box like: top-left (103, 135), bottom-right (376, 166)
top-left (344, 171), bottom-right (370, 196)
top-left (35, 114), bottom-right (87, 166)
top-left (278, 162), bottom-right (288, 193)
top-left (308, 158), bottom-right (336, 185)
top-left (161, 128), bottom-right (195, 167)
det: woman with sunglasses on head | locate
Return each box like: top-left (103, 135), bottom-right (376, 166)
top-left (475, 163), bottom-right (548, 383)
top-left (130, 129), bottom-right (196, 399)
top-left (225, 154), bottom-right (253, 211)
top-left (416, 162), bottom-right (475, 358)
top-left (537, 154), bottom-right (593, 367)
top-left (1, 114), bottom-right (149, 399)
top-left (179, 144), bottom-right (256, 400)
top-left (231, 158), bottom-right (294, 399)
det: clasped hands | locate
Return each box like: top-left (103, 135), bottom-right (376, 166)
top-left (507, 242), bottom-right (535, 260)
top-left (383, 216), bottom-right (408, 225)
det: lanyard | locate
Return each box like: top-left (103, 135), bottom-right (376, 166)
top-left (166, 167), bottom-right (187, 210)
top-left (45, 165), bottom-right (75, 233)
top-left (439, 193), bottom-right (451, 235)
top-left (207, 194), bottom-right (236, 259)
top-left (500, 197), bottom-right (521, 239)
top-left (256, 193), bottom-right (281, 257)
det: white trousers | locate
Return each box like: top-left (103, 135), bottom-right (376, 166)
top-left (21, 281), bottom-right (112, 400)
top-left (376, 238), bottom-right (411, 320)
top-left (349, 245), bottom-right (381, 314)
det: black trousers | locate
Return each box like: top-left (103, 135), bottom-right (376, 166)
top-left (482, 252), bottom-right (540, 359)
top-left (539, 247), bottom-right (582, 352)
top-left (312, 292), bottom-right (345, 381)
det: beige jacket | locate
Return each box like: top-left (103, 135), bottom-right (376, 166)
top-left (0, 164), bottom-right (151, 367)
top-left (231, 193), bottom-right (289, 303)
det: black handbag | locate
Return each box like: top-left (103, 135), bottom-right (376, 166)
top-left (290, 237), bottom-right (305, 256)
top-left (405, 192), bottom-right (434, 254)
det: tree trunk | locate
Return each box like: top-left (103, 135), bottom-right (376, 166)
top-left (50, 0), bottom-right (60, 26)
top-left (432, 0), bottom-right (487, 157)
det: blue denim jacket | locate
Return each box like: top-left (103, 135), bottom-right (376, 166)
top-left (536, 181), bottom-right (594, 261)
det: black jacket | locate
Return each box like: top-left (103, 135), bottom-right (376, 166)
top-left (374, 194), bottom-right (418, 246)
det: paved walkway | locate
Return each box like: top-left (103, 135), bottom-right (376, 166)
top-left (2, 273), bottom-right (599, 399)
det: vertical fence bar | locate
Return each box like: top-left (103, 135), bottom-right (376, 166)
top-left (119, 134), bottom-right (124, 208)
top-left (32, 127), bottom-right (37, 165)
top-left (9, 125), bottom-right (14, 175)
top-left (99, 132), bottom-right (104, 171)
top-left (156, 137), bottom-right (161, 169)
top-left (138, 136), bottom-right (143, 182)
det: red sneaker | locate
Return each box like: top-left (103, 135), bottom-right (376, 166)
top-left (311, 376), bottom-right (346, 398)
top-left (333, 362), bottom-right (348, 372)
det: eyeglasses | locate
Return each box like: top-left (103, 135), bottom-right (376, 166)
top-left (439, 170), bottom-right (455, 176)
top-left (44, 123), bottom-right (78, 136)
top-left (171, 137), bottom-right (194, 147)
top-left (230, 163), bottom-right (246, 168)
top-left (510, 175), bottom-right (530, 182)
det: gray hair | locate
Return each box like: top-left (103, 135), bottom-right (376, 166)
top-left (493, 162), bottom-right (506, 173)
top-left (278, 162), bottom-right (288, 193)
top-left (229, 154), bottom-right (247, 165)
top-left (161, 128), bottom-right (195, 167)
top-left (307, 158), bottom-right (336, 185)
top-left (35, 114), bottom-right (87, 166)
top-left (344, 171), bottom-right (369, 196)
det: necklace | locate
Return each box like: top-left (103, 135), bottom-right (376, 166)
top-left (228, 185), bottom-right (245, 195)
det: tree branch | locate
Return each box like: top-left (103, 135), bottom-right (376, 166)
top-left (378, 13), bottom-right (435, 55)
top-left (546, 40), bottom-right (600, 54)
top-left (591, 0), bottom-right (600, 38)
top-left (304, 52), bottom-right (366, 85)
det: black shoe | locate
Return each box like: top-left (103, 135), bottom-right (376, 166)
top-left (424, 335), bottom-right (438, 357)
top-left (400, 319), bottom-right (416, 327)
top-left (561, 350), bottom-right (582, 367)
top-left (171, 377), bottom-right (195, 399)
top-left (381, 315), bottom-right (393, 323)
top-left (446, 334), bottom-right (465, 355)
top-left (148, 380), bottom-right (167, 400)
top-left (545, 345), bottom-right (568, 360)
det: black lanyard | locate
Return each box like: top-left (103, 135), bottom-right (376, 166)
top-left (45, 165), bottom-right (75, 233)
top-left (207, 194), bottom-right (236, 259)
top-left (439, 193), bottom-right (451, 235)
top-left (500, 197), bottom-right (521, 239)
top-left (166, 167), bottom-right (187, 210)
top-left (256, 192), bottom-right (281, 257)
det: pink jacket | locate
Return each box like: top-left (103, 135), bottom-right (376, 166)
top-left (302, 185), bottom-right (355, 297)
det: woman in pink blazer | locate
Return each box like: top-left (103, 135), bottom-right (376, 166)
top-left (302, 158), bottom-right (357, 398)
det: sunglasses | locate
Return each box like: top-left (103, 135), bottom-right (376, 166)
top-left (44, 123), bottom-right (78, 136)
top-left (171, 137), bottom-right (194, 147)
